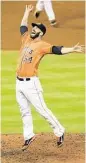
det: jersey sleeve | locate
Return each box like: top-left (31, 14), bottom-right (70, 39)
top-left (20, 26), bottom-right (28, 35)
top-left (52, 46), bottom-right (63, 55)
top-left (20, 26), bottom-right (30, 44)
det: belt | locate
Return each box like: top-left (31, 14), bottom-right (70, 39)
top-left (17, 76), bottom-right (30, 81)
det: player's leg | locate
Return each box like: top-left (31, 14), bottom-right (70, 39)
top-left (43, 0), bottom-right (57, 26)
top-left (34, 0), bottom-right (44, 18)
top-left (29, 90), bottom-right (65, 137)
top-left (16, 88), bottom-right (35, 141)
top-left (36, 0), bottom-right (44, 11)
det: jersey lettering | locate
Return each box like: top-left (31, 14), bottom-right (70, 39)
top-left (22, 47), bottom-right (33, 55)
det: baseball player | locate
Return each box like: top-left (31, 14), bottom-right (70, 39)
top-left (34, 0), bottom-right (57, 26)
top-left (16, 5), bottom-right (84, 151)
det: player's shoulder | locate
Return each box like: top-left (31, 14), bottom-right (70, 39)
top-left (41, 40), bottom-right (51, 46)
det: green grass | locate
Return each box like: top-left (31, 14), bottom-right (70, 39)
top-left (1, 51), bottom-right (85, 134)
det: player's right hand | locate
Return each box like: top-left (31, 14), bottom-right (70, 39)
top-left (25, 5), bottom-right (34, 13)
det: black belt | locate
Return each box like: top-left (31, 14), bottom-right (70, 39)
top-left (17, 76), bottom-right (30, 81)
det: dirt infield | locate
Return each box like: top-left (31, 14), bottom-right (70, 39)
top-left (1, 133), bottom-right (85, 163)
top-left (1, 1), bottom-right (85, 163)
top-left (1, 1), bottom-right (85, 50)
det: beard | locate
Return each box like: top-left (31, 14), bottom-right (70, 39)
top-left (30, 32), bottom-right (40, 39)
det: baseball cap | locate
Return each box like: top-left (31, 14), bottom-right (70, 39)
top-left (32, 23), bottom-right (46, 35)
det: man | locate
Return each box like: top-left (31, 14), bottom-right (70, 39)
top-left (34, 0), bottom-right (57, 26)
top-left (16, 5), bottom-right (84, 151)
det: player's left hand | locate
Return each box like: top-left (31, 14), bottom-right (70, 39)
top-left (73, 43), bottom-right (85, 53)
top-left (25, 5), bottom-right (34, 13)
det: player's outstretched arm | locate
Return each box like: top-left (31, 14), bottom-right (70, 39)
top-left (61, 43), bottom-right (85, 54)
top-left (21, 5), bottom-right (33, 27)
top-left (52, 43), bottom-right (85, 55)
top-left (20, 5), bottom-right (34, 36)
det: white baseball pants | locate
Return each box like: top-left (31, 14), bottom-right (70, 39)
top-left (16, 76), bottom-right (65, 140)
top-left (36, 0), bottom-right (56, 21)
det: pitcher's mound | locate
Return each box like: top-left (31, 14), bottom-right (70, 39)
top-left (1, 133), bottom-right (85, 163)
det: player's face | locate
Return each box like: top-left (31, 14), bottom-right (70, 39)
top-left (30, 26), bottom-right (43, 39)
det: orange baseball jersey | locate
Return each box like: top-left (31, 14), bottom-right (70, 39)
top-left (16, 31), bottom-right (52, 77)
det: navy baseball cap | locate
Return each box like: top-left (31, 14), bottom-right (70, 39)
top-left (32, 23), bottom-right (46, 35)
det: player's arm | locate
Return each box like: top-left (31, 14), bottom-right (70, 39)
top-left (20, 5), bottom-right (33, 35)
top-left (52, 43), bottom-right (84, 55)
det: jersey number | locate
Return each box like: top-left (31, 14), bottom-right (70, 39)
top-left (29, 57), bottom-right (33, 63)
